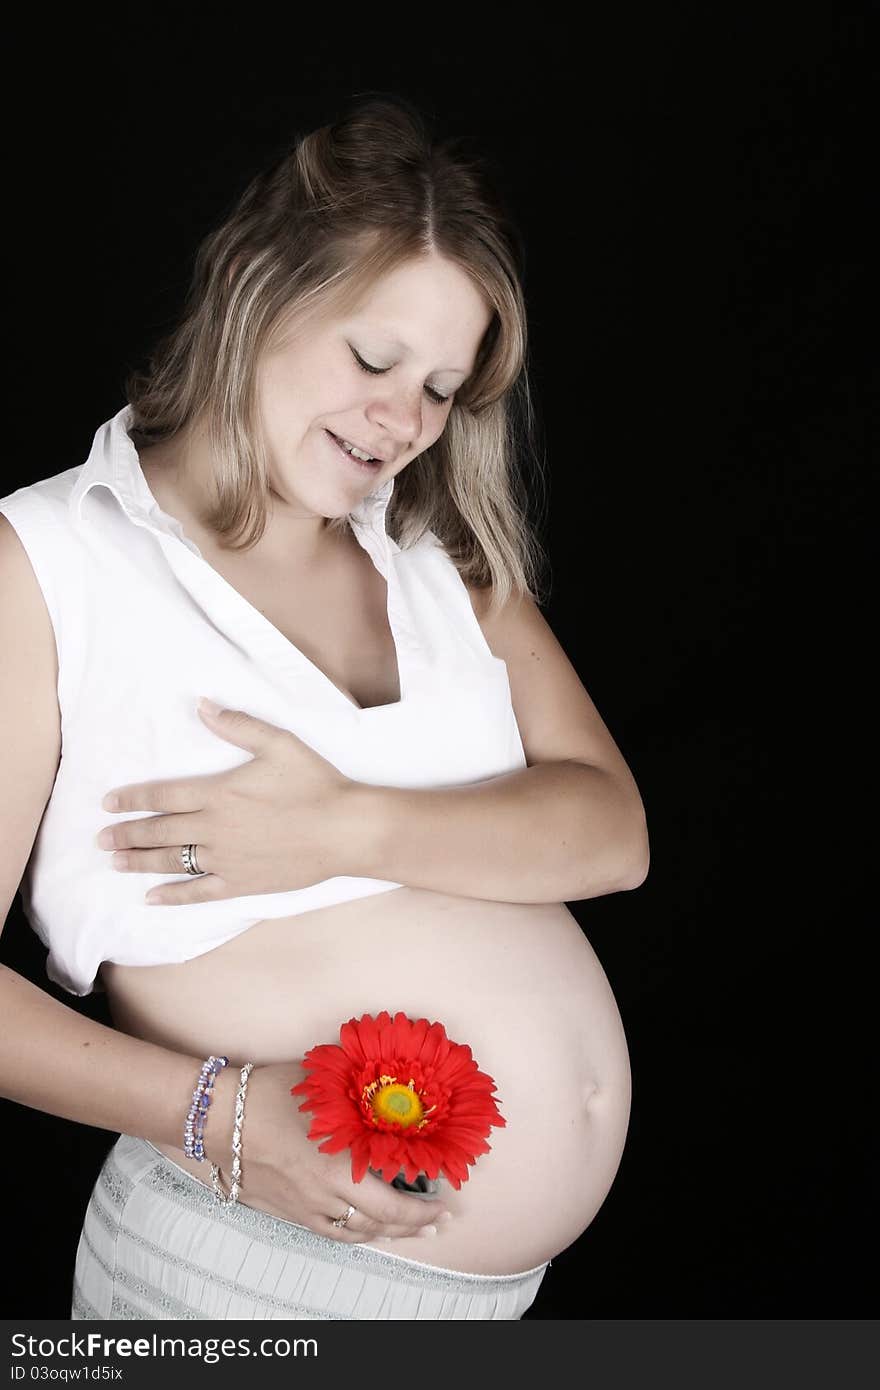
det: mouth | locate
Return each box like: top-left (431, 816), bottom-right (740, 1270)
top-left (325, 429), bottom-right (385, 468)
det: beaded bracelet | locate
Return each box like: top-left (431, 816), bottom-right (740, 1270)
top-left (212, 1062), bottom-right (254, 1206)
top-left (184, 1055), bottom-right (229, 1161)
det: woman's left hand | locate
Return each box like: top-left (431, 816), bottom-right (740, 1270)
top-left (95, 698), bottom-right (367, 905)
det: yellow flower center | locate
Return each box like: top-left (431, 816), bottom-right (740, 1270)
top-left (364, 1077), bottom-right (425, 1128)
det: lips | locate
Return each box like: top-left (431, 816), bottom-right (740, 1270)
top-left (326, 429), bottom-right (387, 464)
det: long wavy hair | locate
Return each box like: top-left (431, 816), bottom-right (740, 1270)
top-left (124, 94), bottom-right (549, 613)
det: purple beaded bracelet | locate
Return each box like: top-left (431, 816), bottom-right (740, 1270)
top-left (184, 1055), bottom-right (229, 1161)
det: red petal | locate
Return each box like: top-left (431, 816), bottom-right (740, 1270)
top-left (409, 1140), bottom-right (443, 1181)
top-left (366, 1131), bottom-right (402, 1182)
top-left (417, 1021), bottom-right (451, 1069)
top-left (406, 1016), bottom-right (431, 1055)
top-left (400, 1153), bottom-right (424, 1185)
top-left (316, 1133), bottom-right (353, 1156)
top-left (339, 1017), bottom-right (370, 1066)
top-left (349, 1136), bottom-right (373, 1184)
top-left (433, 1048), bottom-right (477, 1088)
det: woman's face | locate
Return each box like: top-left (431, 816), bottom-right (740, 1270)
top-left (255, 252), bottom-right (494, 520)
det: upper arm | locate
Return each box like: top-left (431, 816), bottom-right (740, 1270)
top-left (0, 513), bottom-right (62, 938)
top-left (466, 584), bottom-right (643, 802)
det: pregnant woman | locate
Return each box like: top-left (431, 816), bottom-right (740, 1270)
top-left (0, 96), bottom-right (648, 1320)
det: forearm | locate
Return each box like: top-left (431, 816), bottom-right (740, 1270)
top-left (352, 760), bottom-right (650, 903)
top-left (0, 964), bottom-right (237, 1162)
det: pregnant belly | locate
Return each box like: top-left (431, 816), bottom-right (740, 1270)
top-left (101, 886), bottom-right (632, 1275)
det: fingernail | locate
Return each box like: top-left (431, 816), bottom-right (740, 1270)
top-left (198, 697), bottom-right (223, 717)
top-left (418, 1225), bottom-right (438, 1238)
top-left (111, 853), bottom-right (129, 871)
top-left (102, 793), bottom-right (120, 812)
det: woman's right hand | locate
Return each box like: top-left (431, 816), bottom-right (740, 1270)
top-left (214, 1060), bottom-right (451, 1244)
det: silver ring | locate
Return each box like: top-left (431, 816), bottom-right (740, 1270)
top-left (331, 1204), bottom-right (356, 1229)
top-left (180, 843), bottom-right (203, 876)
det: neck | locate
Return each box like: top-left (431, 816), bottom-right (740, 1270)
top-left (137, 418), bottom-right (337, 567)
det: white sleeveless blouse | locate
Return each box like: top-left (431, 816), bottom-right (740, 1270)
top-left (0, 406), bottom-right (526, 995)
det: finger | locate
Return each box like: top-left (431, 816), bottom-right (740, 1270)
top-left (197, 698), bottom-right (292, 754)
top-left (102, 779), bottom-right (207, 815)
top-left (349, 1211), bottom-right (446, 1240)
top-left (370, 1219), bottom-right (443, 1240)
top-left (348, 1189), bottom-right (450, 1232)
top-left (321, 1201), bottom-right (394, 1241)
top-left (99, 813), bottom-right (202, 852)
top-left (111, 846), bottom-right (212, 878)
top-left (144, 874), bottom-right (229, 906)
top-left (320, 1209), bottom-right (370, 1244)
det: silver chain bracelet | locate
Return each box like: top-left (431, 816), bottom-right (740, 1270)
top-left (211, 1061), bottom-right (254, 1205)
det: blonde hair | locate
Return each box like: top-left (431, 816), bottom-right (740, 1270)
top-left (125, 94), bottom-right (549, 614)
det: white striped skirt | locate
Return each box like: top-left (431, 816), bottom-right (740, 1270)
top-left (71, 1135), bottom-right (548, 1320)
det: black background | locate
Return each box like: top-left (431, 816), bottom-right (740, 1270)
top-left (1, 8), bottom-right (872, 1318)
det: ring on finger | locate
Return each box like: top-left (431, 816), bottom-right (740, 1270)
top-left (180, 844), bottom-right (204, 876)
top-left (331, 1203), bottom-right (357, 1229)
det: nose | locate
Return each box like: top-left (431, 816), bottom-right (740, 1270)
top-left (367, 383), bottom-right (424, 451)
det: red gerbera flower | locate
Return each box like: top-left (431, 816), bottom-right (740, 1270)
top-left (290, 1010), bottom-right (505, 1190)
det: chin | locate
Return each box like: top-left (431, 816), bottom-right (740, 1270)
top-left (294, 485), bottom-right (361, 522)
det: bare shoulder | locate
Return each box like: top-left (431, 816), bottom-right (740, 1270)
top-left (0, 510), bottom-right (61, 713)
top-left (0, 513), bottom-right (52, 611)
top-left (0, 511), bottom-right (46, 594)
top-left (463, 578), bottom-right (641, 792)
top-left (463, 581), bottom-right (545, 655)
top-left (0, 513), bottom-right (62, 934)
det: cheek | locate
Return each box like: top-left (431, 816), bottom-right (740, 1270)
top-left (396, 417), bottom-right (446, 474)
top-left (425, 412), bottom-right (452, 447)
top-left (261, 351), bottom-right (341, 425)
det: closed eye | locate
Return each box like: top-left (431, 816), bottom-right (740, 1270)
top-left (350, 347), bottom-right (453, 407)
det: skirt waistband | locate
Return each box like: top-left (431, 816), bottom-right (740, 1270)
top-left (73, 1134), bottom-right (549, 1320)
top-left (121, 1135), bottom-right (549, 1286)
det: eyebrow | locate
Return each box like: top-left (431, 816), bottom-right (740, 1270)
top-left (367, 331), bottom-right (471, 377)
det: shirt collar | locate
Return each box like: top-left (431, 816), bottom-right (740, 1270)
top-left (69, 404), bottom-right (396, 552)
